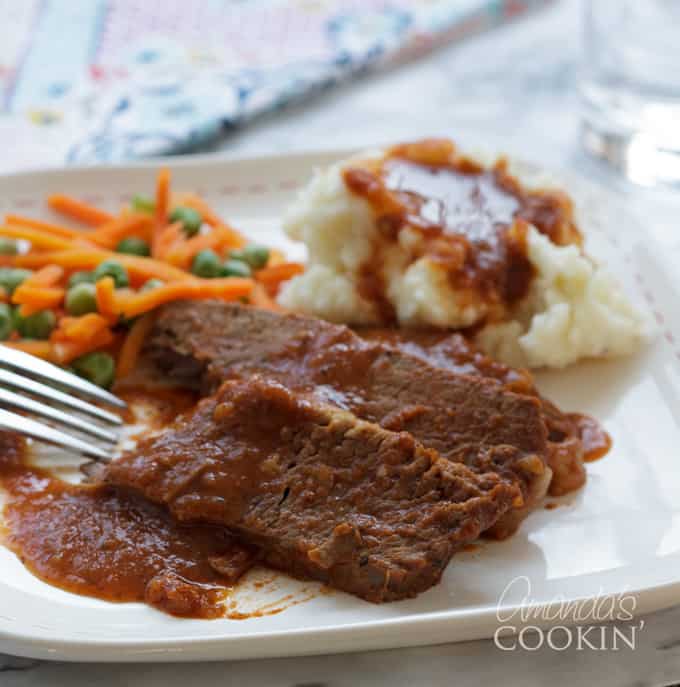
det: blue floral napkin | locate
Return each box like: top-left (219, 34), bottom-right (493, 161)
top-left (0, 0), bottom-right (553, 168)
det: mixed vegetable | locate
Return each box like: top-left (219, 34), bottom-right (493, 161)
top-left (0, 169), bottom-right (304, 388)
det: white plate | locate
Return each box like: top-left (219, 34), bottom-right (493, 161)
top-left (0, 149), bottom-right (678, 663)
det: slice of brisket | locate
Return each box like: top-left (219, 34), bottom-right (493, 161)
top-left (102, 378), bottom-right (518, 602)
top-left (357, 328), bottom-right (588, 497)
top-left (147, 301), bottom-right (552, 538)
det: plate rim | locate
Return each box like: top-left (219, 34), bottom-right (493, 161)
top-left (0, 146), bottom-right (676, 662)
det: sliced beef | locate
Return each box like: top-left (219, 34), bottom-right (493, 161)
top-left (102, 378), bottom-right (518, 602)
top-left (357, 328), bottom-right (589, 497)
top-left (147, 301), bottom-right (552, 538)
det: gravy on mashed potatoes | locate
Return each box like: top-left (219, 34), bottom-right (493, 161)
top-left (278, 138), bottom-right (649, 368)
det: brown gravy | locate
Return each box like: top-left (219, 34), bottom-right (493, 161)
top-left (0, 338), bottom-right (611, 615)
top-left (571, 413), bottom-right (612, 463)
top-left (0, 390), bottom-right (258, 619)
top-left (343, 139), bottom-right (581, 321)
top-left (356, 326), bottom-right (612, 486)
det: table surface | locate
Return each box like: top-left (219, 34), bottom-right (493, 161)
top-left (3, 1), bottom-right (680, 684)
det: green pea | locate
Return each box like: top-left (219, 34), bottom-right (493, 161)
top-left (0, 268), bottom-right (32, 295)
top-left (231, 244), bottom-right (270, 270)
top-left (0, 303), bottom-right (14, 340)
top-left (17, 310), bottom-right (56, 339)
top-left (71, 352), bottom-right (115, 389)
top-left (191, 249), bottom-right (221, 278)
top-left (67, 270), bottom-right (95, 289)
top-left (141, 278), bottom-right (164, 292)
top-left (131, 195), bottom-right (155, 214)
top-left (116, 236), bottom-right (150, 257)
top-left (65, 282), bottom-right (98, 316)
top-left (169, 206), bottom-right (202, 237)
top-left (0, 238), bottom-right (19, 255)
top-left (94, 259), bottom-right (129, 288)
top-left (10, 305), bottom-right (21, 331)
top-left (220, 259), bottom-right (252, 278)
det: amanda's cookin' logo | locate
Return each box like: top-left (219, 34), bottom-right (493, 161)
top-left (493, 576), bottom-right (645, 651)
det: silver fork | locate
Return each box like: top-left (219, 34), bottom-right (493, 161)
top-left (0, 345), bottom-right (126, 462)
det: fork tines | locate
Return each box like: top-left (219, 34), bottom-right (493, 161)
top-left (0, 345), bottom-right (127, 462)
top-left (0, 408), bottom-right (112, 462)
top-left (0, 346), bottom-right (125, 409)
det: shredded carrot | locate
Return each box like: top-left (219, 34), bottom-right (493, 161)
top-left (117, 312), bottom-right (157, 378)
top-left (2, 340), bottom-right (54, 360)
top-left (95, 277), bottom-right (119, 320)
top-left (12, 265), bottom-right (65, 315)
top-left (87, 214), bottom-right (153, 249)
top-left (115, 278), bottom-right (253, 319)
top-left (0, 225), bottom-right (73, 251)
top-left (267, 248), bottom-right (288, 266)
top-left (115, 253), bottom-right (196, 285)
top-left (52, 313), bottom-right (111, 342)
top-left (249, 283), bottom-right (283, 311)
top-left (163, 226), bottom-right (237, 269)
top-left (255, 262), bottom-right (304, 293)
top-left (10, 172), bottom-right (286, 382)
top-left (14, 249), bottom-right (193, 284)
top-left (51, 312), bottom-right (115, 365)
top-left (152, 168), bottom-right (171, 256)
top-left (5, 214), bottom-right (83, 238)
top-left (51, 327), bottom-right (115, 364)
top-left (15, 287), bottom-right (64, 316)
top-left (13, 250), bottom-right (105, 270)
top-left (153, 221), bottom-right (183, 260)
top-left (180, 194), bottom-right (246, 248)
top-left (48, 194), bottom-right (114, 227)
top-left (24, 264), bottom-right (64, 287)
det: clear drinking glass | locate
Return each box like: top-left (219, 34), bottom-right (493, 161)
top-left (580, 0), bottom-right (680, 187)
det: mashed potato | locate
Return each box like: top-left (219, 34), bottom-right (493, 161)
top-left (280, 157), bottom-right (379, 324)
top-left (278, 147), bottom-right (650, 369)
top-left (280, 156), bottom-right (486, 328)
top-left (475, 228), bottom-right (648, 368)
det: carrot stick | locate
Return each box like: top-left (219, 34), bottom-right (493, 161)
top-left (115, 278), bottom-right (253, 318)
top-left (51, 327), bottom-right (115, 364)
top-left (115, 253), bottom-right (195, 284)
top-left (48, 194), bottom-right (114, 227)
top-left (14, 249), bottom-right (193, 284)
top-left (5, 215), bottom-right (83, 238)
top-left (117, 312), bottom-right (156, 377)
top-left (153, 221), bottom-right (183, 260)
top-left (13, 250), bottom-right (106, 270)
top-left (23, 264), bottom-right (64, 287)
top-left (255, 262), bottom-right (304, 286)
top-left (2, 340), bottom-right (54, 360)
top-left (15, 287), bottom-right (64, 316)
top-left (95, 277), bottom-right (119, 320)
top-left (163, 226), bottom-right (235, 269)
top-left (12, 265), bottom-right (65, 314)
top-left (0, 225), bottom-right (73, 251)
top-left (87, 214), bottom-right (153, 249)
top-left (152, 168), bottom-right (171, 256)
top-left (267, 248), bottom-right (287, 266)
top-left (180, 194), bottom-right (246, 248)
top-left (249, 283), bottom-right (283, 311)
top-left (53, 313), bottom-right (111, 341)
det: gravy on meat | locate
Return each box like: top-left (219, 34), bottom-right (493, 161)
top-left (100, 377), bottom-right (518, 603)
top-left (0, 394), bottom-right (256, 619)
top-left (357, 326), bottom-right (611, 491)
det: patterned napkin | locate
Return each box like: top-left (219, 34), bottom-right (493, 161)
top-left (0, 0), bottom-right (553, 169)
